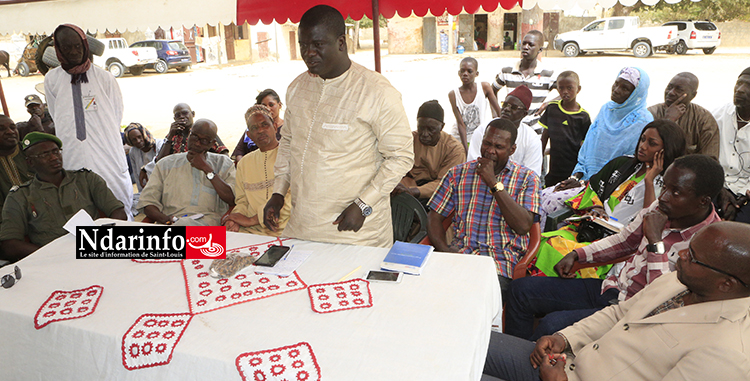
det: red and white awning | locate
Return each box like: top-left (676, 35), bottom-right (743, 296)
top-left (236, 0), bottom-right (521, 25)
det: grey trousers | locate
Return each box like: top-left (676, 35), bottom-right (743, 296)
top-left (483, 332), bottom-right (540, 381)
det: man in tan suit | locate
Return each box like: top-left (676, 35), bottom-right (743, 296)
top-left (483, 221), bottom-right (750, 381)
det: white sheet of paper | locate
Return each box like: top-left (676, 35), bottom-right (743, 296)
top-left (63, 209), bottom-right (95, 237)
top-left (252, 250), bottom-right (312, 277)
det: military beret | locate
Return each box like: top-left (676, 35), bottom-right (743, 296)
top-left (22, 132), bottom-right (62, 151)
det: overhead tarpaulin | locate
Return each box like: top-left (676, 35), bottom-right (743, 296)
top-left (237, 0), bottom-right (521, 25)
top-left (0, 0), bottom-right (236, 35)
top-left (522, 0), bottom-right (698, 10)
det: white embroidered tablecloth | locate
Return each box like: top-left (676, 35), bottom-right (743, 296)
top-left (0, 219), bottom-right (500, 380)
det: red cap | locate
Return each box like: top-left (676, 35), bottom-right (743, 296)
top-left (508, 85), bottom-right (532, 110)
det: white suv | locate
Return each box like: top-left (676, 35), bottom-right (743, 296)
top-left (662, 20), bottom-right (721, 55)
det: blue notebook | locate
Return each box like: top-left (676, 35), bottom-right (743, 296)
top-left (381, 241), bottom-right (433, 275)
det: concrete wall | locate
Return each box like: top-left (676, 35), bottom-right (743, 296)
top-left (716, 21), bottom-right (750, 48)
top-left (487, 11), bottom-right (506, 47)
top-left (559, 15), bottom-right (597, 34)
top-left (388, 15), bottom-right (423, 54)
top-left (234, 39), bottom-right (252, 61)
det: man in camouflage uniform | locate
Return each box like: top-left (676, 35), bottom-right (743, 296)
top-left (0, 132), bottom-right (126, 262)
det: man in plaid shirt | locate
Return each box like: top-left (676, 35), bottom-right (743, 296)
top-left (505, 154), bottom-right (724, 341)
top-left (428, 118), bottom-right (541, 300)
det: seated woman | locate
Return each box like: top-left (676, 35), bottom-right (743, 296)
top-left (223, 105), bottom-right (291, 236)
top-left (530, 120), bottom-right (686, 278)
top-left (124, 123), bottom-right (165, 192)
top-left (539, 67), bottom-right (654, 227)
top-left (231, 89), bottom-right (284, 164)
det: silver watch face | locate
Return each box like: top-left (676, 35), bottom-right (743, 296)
top-left (362, 206), bottom-right (372, 217)
top-left (206, 172), bottom-right (215, 180)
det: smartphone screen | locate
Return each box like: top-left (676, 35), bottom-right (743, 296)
top-left (255, 245), bottom-right (290, 267)
top-left (366, 271), bottom-right (400, 282)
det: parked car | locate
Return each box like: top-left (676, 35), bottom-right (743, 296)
top-left (662, 20), bottom-right (721, 55)
top-left (92, 38), bottom-right (159, 78)
top-left (129, 40), bottom-right (192, 73)
top-left (553, 16), bottom-right (678, 58)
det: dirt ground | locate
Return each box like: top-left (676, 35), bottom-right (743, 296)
top-left (2, 46), bottom-right (750, 147)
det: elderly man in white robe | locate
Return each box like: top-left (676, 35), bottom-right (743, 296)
top-left (263, 5), bottom-right (413, 248)
top-left (44, 23), bottom-right (134, 219)
top-left (138, 119), bottom-right (235, 226)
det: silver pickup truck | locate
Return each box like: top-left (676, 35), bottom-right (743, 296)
top-left (93, 38), bottom-right (158, 77)
top-left (553, 17), bottom-right (678, 58)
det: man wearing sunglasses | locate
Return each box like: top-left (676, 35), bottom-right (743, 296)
top-left (467, 85), bottom-right (543, 177)
top-left (0, 132), bottom-right (127, 262)
top-left (484, 221), bottom-right (750, 381)
top-left (138, 119), bottom-right (235, 226)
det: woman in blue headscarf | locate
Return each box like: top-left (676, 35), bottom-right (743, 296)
top-left (571, 67), bottom-right (653, 181)
top-left (539, 67), bottom-right (653, 228)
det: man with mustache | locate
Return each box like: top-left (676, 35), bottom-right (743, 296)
top-left (468, 85), bottom-right (543, 177)
top-left (0, 132), bottom-right (126, 261)
top-left (263, 5), bottom-right (413, 248)
top-left (392, 100), bottom-right (465, 204)
top-left (505, 154), bottom-right (724, 340)
top-left (138, 119), bottom-right (235, 226)
top-left (428, 118), bottom-right (541, 301)
top-left (713, 67), bottom-right (750, 223)
top-left (140, 103), bottom-right (229, 189)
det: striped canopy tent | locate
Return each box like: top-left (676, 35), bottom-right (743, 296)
top-left (522, 0), bottom-right (700, 9)
top-left (236, 0), bottom-right (522, 72)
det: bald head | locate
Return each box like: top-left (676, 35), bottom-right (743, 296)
top-left (704, 222), bottom-right (750, 280)
top-left (664, 72), bottom-right (699, 106)
top-left (681, 222), bottom-right (750, 299)
top-left (173, 103), bottom-right (195, 130)
top-left (191, 119), bottom-right (217, 140)
top-left (173, 103), bottom-right (192, 114)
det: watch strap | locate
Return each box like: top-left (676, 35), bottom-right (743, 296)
top-left (646, 241), bottom-right (665, 254)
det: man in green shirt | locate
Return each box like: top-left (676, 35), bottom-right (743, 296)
top-left (0, 115), bottom-right (33, 212)
top-left (0, 132), bottom-right (127, 262)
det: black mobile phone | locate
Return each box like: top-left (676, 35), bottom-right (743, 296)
top-left (254, 245), bottom-right (290, 267)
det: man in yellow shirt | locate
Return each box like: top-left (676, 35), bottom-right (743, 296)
top-left (224, 105), bottom-right (291, 236)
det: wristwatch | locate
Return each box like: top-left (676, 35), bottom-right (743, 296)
top-left (206, 172), bottom-right (216, 180)
top-left (354, 198), bottom-right (373, 217)
top-left (492, 182), bottom-right (505, 193)
top-left (646, 241), bottom-right (665, 254)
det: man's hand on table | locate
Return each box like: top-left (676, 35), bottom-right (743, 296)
top-left (530, 334), bottom-right (567, 369)
top-left (263, 193), bottom-right (285, 232)
top-left (554, 252), bottom-right (579, 278)
top-left (333, 203), bottom-right (365, 232)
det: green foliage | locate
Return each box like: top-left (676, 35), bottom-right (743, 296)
top-left (632, 0), bottom-right (750, 23)
top-left (345, 15), bottom-right (388, 28)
